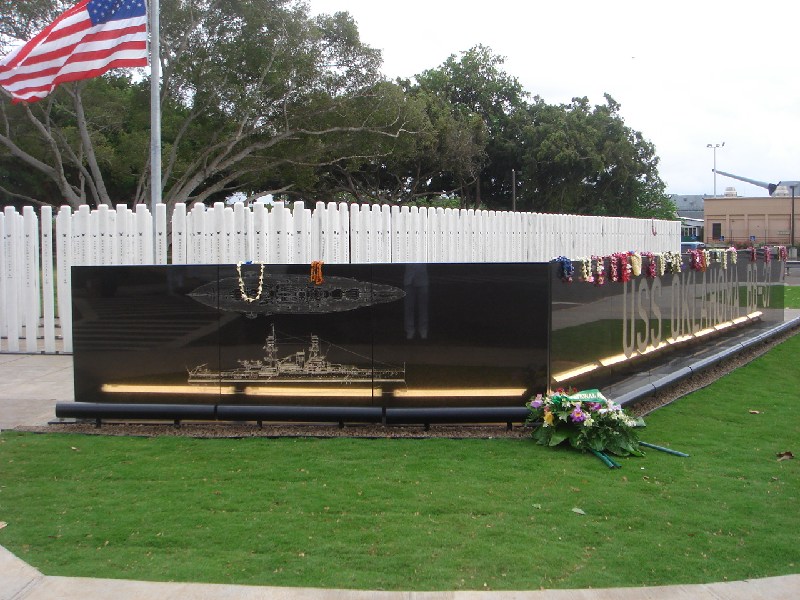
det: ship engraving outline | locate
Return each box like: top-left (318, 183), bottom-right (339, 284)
top-left (188, 273), bottom-right (405, 316)
top-left (188, 324), bottom-right (406, 386)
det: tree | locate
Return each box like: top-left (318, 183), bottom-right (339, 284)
top-left (516, 94), bottom-right (675, 218)
top-left (305, 81), bottom-right (486, 205)
top-left (0, 0), bottom-right (411, 210)
top-left (413, 45), bottom-right (527, 208)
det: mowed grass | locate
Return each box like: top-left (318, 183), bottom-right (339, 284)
top-left (784, 284), bottom-right (800, 308)
top-left (1, 340), bottom-right (799, 591)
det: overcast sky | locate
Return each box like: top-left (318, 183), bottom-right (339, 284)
top-left (309, 0), bottom-right (800, 198)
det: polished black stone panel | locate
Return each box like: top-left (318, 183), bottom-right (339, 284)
top-left (370, 263), bottom-right (550, 408)
top-left (73, 257), bottom-right (782, 411)
top-left (72, 263), bottom-right (551, 407)
top-left (72, 265), bottom-right (222, 405)
top-left (549, 253), bottom-right (785, 391)
top-left (214, 263), bottom-right (382, 406)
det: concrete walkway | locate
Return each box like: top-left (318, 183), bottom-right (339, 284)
top-left (1, 353), bottom-right (799, 599)
top-left (0, 354), bottom-right (73, 431)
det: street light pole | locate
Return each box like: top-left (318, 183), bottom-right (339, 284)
top-left (790, 184), bottom-right (796, 248)
top-left (707, 142), bottom-right (725, 197)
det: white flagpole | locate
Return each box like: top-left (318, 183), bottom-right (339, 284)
top-left (149, 0), bottom-right (161, 229)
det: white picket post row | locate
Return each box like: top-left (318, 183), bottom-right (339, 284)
top-left (40, 206), bottom-right (56, 353)
top-left (3, 207), bottom-right (21, 352)
top-left (55, 207), bottom-right (73, 352)
top-left (0, 201), bottom-right (680, 353)
top-left (0, 211), bottom-right (6, 344)
top-left (21, 207), bottom-right (38, 352)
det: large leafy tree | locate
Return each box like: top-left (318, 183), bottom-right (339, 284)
top-left (516, 94), bottom-right (675, 217)
top-left (0, 0), bottom-right (410, 209)
top-left (412, 45), bottom-right (527, 208)
top-left (318, 45), bottom-right (516, 208)
top-left (306, 82), bottom-right (486, 205)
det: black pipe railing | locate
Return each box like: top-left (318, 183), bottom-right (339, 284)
top-left (55, 402), bottom-right (530, 427)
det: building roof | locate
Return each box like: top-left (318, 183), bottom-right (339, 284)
top-left (670, 194), bottom-right (705, 220)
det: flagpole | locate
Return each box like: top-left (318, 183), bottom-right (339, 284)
top-left (149, 0), bottom-right (161, 233)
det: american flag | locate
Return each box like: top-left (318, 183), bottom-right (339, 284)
top-left (0, 0), bottom-right (148, 104)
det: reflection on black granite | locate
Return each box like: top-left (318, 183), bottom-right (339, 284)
top-left (372, 264), bottom-right (550, 407)
top-left (72, 263), bottom-right (551, 408)
top-left (550, 255), bottom-right (785, 391)
top-left (72, 257), bottom-right (784, 411)
top-left (72, 265), bottom-right (223, 404)
top-left (403, 264), bottom-right (429, 340)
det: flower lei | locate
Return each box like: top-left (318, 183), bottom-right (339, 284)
top-left (579, 258), bottom-right (593, 283)
top-left (629, 252), bottom-right (642, 277)
top-left (763, 246), bottom-right (772, 264)
top-left (609, 254), bottom-right (619, 282)
top-left (656, 253), bottom-right (667, 277)
top-left (592, 255), bottom-right (605, 286)
top-left (663, 251), bottom-right (682, 274)
top-left (688, 249), bottom-right (706, 271)
top-left (564, 248), bottom-right (754, 284)
top-left (619, 253), bottom-right (633, 282)
top-left (237, 261), bottom-right (265, 303)
top-left (555, 256), bottom-right (574, 282)
top-left (706, 249), bottom-right (720, 268)
top-left (310, 260), bottom-right (325, 285)
top-left (642, 252), bottom-right (657, 278)
top-left (779, 246), bottom-right (789, 262)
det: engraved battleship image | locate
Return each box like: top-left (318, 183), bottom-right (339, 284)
top-left (188, 273), bottom-right (405, 316)
top-left (188, 325), bottom-right (406, 386)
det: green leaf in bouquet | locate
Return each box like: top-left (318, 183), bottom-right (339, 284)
top-left (531, 427), bottom-right (551, 446)
top-left (547, 427), bottom-right (570, 446)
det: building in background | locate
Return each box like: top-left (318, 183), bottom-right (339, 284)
top-left (671, 193), bottom-right (706, 241)
top-left (703, 185), bottom-right (798, 246)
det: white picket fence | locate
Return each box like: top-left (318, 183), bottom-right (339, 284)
top-left (0, 201), bottom-right (680, 354)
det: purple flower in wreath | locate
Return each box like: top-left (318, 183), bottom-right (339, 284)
top-left (570, 407), bottom-right (587, 423)
top-left (530, 394), bottom-right (544, 409)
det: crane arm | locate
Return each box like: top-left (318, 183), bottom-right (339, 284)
top-left (713, 170), bottom-right (778, 195)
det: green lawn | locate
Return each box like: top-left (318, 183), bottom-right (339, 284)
top-left (784, 285), bottom-right (800, 308)
top-left (2, 332), bottom-right (799, 591)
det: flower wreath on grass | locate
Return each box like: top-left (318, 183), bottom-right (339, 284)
top-left (527, 388), bottom-right (644, 455)
top-left (526, 388), bottom-right (689, 468)
top-left (526, 388), bottom-right (646, 467)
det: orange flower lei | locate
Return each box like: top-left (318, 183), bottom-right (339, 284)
top-left (310, 261), bottom-right (324, 285)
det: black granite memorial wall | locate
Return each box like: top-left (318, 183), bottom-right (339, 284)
top-left (549, 253), bottom-right (785, 391)
top-left (71, 263), bottom-right (551, 410)
top-left (69, 254), bottom-right (784, 422)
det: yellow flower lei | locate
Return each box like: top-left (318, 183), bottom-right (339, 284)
top-left (655, 253), bottom-right (666, 277)
top-left (629, 252), bottom-right (642, 277)
top-left (579, 258), bottom-right (593, 282)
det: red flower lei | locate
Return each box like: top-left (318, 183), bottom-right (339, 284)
top-left (642, 252), bottom-right (657, 278)
top-left (592, 255), bottom-right (606, 286)
top-left (617, 253), bottom-right (632, 282)
top-left (688, 249), bottom-right (705, 271)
